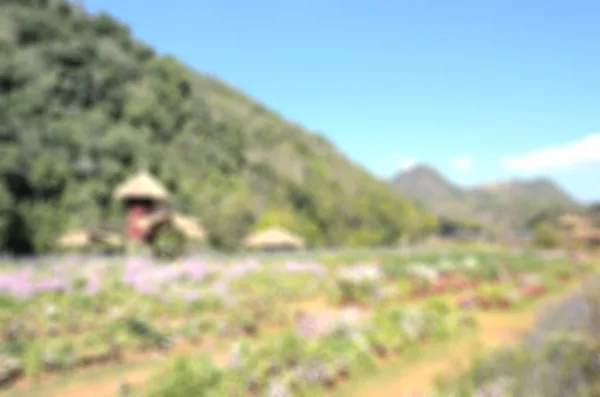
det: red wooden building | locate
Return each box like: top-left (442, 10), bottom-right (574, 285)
top-left (113, 170), bottom-right (171, 243)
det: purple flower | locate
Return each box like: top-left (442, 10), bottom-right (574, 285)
top-left (296, 312), bottom-right (317, 338)
top-left (84, 275), bottom-right (101, 295)
top-left (183, 291), bottom-right (200, 302)
top-left (183, 260), bottom-right (210, 282)
top-left (34, 277), bottom-right (67, 294)
top-left (283, 261), bottom-right (326, 277)
top-left (223, 260), bottom-right (262, 280)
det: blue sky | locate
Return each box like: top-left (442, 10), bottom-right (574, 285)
top-left (84, 0), bottom-right (600, 202)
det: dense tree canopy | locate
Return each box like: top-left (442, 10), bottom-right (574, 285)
top-left (532, 221), bottom-right (559, 249)
top-left (0, 0), bottom-right (435, 253)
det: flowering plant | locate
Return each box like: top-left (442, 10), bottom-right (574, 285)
top-left (334, 266), bottom-right (382, 305)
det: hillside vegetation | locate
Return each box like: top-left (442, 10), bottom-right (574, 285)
top-left (0, 0), bottom-right (437, 254)
top-left (390, 165), bottom-right (579, 234)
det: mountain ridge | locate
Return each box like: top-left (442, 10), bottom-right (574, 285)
top-left (390, 164), bottom-right (580, 233)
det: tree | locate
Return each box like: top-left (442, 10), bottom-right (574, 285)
top-left (0, 0), bottom-right (435, 254)
top-left (533, 221), bottom-right (559, 248)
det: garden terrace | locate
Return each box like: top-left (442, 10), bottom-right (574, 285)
top-left (428, 273), bottom-right (600, 397)
top-left (0, 248), bottom-right (596, 396)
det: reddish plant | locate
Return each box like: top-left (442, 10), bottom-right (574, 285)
top-left (479, 296), bottom-right (492, 309)
top-left (522, 285), bottom-right (547, 298)
top-left (559, 275), bottom-right (571, 283)
top-left (432, 284), bottom-right (446, 294)
top-left (411, 288), bottom-right (431, 298)
top-left (496, 298), bottom-right (512, 309)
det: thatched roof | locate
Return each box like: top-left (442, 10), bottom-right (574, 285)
top-left (57, 229), bottom-right (123, 248)
top-left (98, 231), bottom-right (124, 246)
top-left (136, 210), bottom-right (206, 240)
top-left (113, 170), bottom-right (170, 201)
top-left (585, 230), bottom-right (600, 242)
top-left (558, 214), bottom-right (590, 229)
top-left (57, 230), bottom-right (91, 248)
top-left (572, 227), bottom-right (600, 242)
top-left (244, 226), bottom-right (305, 249)
top-left (172, 213), bottom-right (206, 240)
top-left (136, 210), bottom-right (171, 230)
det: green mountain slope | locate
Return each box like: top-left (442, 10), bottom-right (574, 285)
top-left (0, 0), bottom-right (435, 253)
top-left (390, 165), bottom-right (580, 233)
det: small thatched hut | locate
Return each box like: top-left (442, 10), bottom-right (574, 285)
top-left (571, 227), bottom-right (600, 247)
top-left (113, 170), bottom-right (170, 242)
top-left (136, 210), bottom-right (206, 242)
top-left (558, 214), bottom-right (589, 231)
top-left (244, 226), bottom-right (305, 251)
top-left (112, 170), bottom-right (207, 257)
top-left (57, 230), bottom-right (91, 248)
top-left (57, 229), bottom-right (123, 249)
top-left (557, 213), bottom-right (600, 248)
top-left (113, 170), bottom-right (170, 202)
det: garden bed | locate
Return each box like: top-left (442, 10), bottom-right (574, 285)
top-left (0, 250), bottom-right (595, 395)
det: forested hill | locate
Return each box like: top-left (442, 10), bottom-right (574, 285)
top-left (0, 0), bottom-right (437, 253)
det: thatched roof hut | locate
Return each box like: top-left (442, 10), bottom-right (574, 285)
top-left (113, 170), bottom-right (170, 202)
top-left (136, 210), bottom-right (206, 241)
top-left (558, 214), bottom-right (590, 230)
top-left (57, 229), bottom-right (123, 248)
top-left (99, 231), bottom-right (124, 246)
top-left (172, 213), bottom-right (206, 240)
top-left (244, 226), bottom-right (305, 250)
top-left (572, 226), bottom-right (600, 243)
top-left (57, 230), bottom-right (91, 248)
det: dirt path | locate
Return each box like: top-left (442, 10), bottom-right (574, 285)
top-left (353, 313), bottom-right (527, 397)
top-left (354, 287), bottom-right (580, 397)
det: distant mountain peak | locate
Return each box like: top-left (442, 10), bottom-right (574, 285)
top-left (390, 164), bottom-right (461, 207)
top-left (477, 181), bottom-right (511, 192)
top-left (401, 162), bottom-right (419, 172)
top-left (396, 163), bottom-right (445, 179)
top-left (390, 164), bottom-right (580, 233)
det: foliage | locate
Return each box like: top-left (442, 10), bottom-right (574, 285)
top-left (146, 355), bottom-right (223, 397)
top-left (149, 225), bottom-right (186, 260)
top-left (533, 221), bottom-right (560, 248)
top-left (0, 0), bottom-right (432, 253)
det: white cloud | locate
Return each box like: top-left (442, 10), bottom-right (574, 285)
top-left (503, 133), bottom-right (600, 172)
top-left (452, 155), bottom-right (473, 170)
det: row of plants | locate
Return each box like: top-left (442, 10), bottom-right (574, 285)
top-left (456, 262), bottom-right (595, 311)
top-left (0, 250), bottom-right (593, 391)
top-left (429, 274), bottom-right (600, 397)
top-left (0, 302), bottom-right (297, 388)
top-left (0, 261), bottom-right (310, 343)
top-left (134, 300), bottom-right (477, 396)
top-left (1, 315), bottom-right (171, 385)
top-left (331, 254), bottom-right (595, 308)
